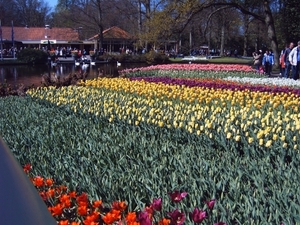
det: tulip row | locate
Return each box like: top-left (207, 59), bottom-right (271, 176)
top-left (27, 77), bottom-right (300, 152)
top-left (120, 64), bottom-right (256, 75)
top-left (25, 163), bottom-right (225, 225)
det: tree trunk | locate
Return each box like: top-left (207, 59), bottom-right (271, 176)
top-left (98, 26), bottom-right (103, 51)
top-left (264, 1), bottom-right (279, 67)
top-left (220, 22), bottom-right (225, 57)
top-left (189, 28), bottom-right (193, 55)
top-left (243, 14), bottom-right (250, 57)
top-left (137, 0), bottom-right (142, 50)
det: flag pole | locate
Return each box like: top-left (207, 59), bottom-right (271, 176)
top-left (0, 20), bottom-right (3, 61)
top-left (11, 20), bottom-right (15, 59)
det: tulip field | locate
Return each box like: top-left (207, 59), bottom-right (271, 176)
top-left (0, 63), bottom-right (299, 224)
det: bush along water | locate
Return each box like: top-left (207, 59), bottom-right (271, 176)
top-left (17, 48), bottom-right (48, 65)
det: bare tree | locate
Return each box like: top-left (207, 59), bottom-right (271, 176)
top-left (13, 0), bottom-right (52, 26)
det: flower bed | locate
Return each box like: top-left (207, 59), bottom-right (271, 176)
top-left (119, 64), bottom-right (258, 79)
top-left (0, 66), bottom-right (299, 224)
top-left (25, 164), bottom-right (224, 225)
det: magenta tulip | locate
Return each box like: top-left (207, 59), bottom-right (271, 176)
top-left (190, 208), bottom-right (207, 223)
top-left (168, 191), bottom-right (188, 203)
top-left (168, 209), bottom-right (186, 225)
top-left (206, 199), bottom-right (216, 210)
top-left (138, 211), bottom-right (151, 225)
top-left (151, 197), bottom-right (162, 211)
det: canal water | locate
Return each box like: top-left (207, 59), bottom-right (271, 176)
top-left (0, 62), bottom-right (148, 88)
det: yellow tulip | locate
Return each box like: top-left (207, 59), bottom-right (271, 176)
top-left (235, 135), bottom-right (241, 142)
top-left (283, 142), bottom-right (288, 148)
top-left (226, 132), bottom-right (232, 139)
top-left (248, 137), bottom-right (254, 144)
top-left (265, 140), bottom-right (272, 147)
top-left (293, 136), bottom-right (297, 141)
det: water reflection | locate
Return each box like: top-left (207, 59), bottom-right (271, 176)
top-left (1, 62), bottom-right (147, 88)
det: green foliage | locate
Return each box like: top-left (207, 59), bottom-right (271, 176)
top-left (144, 51), bottom-right (169, 64)
top-left (274, 0), bottom-right (300, 45)
top-left (17, 48), bottom-right (48, 64)
top-left (0, 95), bottom-right (299, 224)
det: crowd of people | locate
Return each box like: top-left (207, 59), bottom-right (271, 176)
top-left (253, 41), bottom-right (300, 80)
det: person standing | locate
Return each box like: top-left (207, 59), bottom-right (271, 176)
top-left (252, 50), bottom-right (262, 72)
top-left (284, 42), bottom-right (294, 78)
top-left (262, 49), bottom-right (274, 76)
top-left (288, 41), bottom-right (300, 80)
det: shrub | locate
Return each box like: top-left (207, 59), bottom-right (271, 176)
top-left (17, 48), bottom-right (48, 64)
top-left (144, 50), bottom-right (169, 64)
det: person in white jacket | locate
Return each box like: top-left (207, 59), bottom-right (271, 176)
top-left (288, 41), bottom-right (300, 80)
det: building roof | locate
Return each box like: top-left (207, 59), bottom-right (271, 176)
top-left (88, 26), bottom-right (134, 40)
top-left (0, 26), bottom-right (79, 41)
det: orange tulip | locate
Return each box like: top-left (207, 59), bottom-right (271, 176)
top-left (69, 191), bottom-right (77, 198)
top-left (77, 192), bottom-right (89, 204)
top-left (83, 211), bottom-right (100, 225)
top-left (58, 220), bottom-right (69, 225)
top-left (102, 209), bottom-right (121, 224)
top-left (60, 194), bottom-right (71, 208)
top-left (78, 204), bottom-right (88, 216)
top-left (70, 222), bottom-right (80, 225)
top-left (126, 212), bottom-right (137, 223)
top-left (93, 200), bottom-right (102, 208)
top-left (83, 221), bottom-right (99, 225)
top-left (46, 188), bottom-right (55, 198)
top-left (159, 218), bottom-right (171, 225)
top-left (33, 176), bottom-right (44, 187)
top-left (46, 178), bottom-right (54, 186)
top-left (50, 203), bottom-right (64, 216)
top-left (112, 201), bottom-right (127, 211)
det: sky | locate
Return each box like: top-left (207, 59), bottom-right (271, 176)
top-left (46, 0), bottom-right (57, 8)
